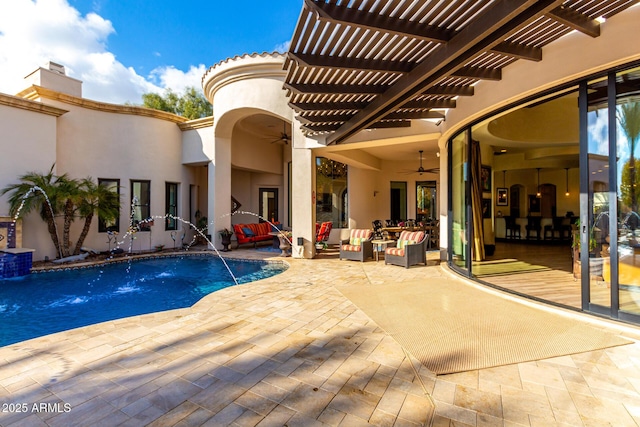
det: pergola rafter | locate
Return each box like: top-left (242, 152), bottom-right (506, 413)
top-left (284, 0), bottom-right (639, 141)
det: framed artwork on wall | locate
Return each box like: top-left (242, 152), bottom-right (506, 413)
top-left (482, 198), bottom-right (492, 218)
top-left (481, 165), bottom-right (491, 192)
top-left (496, 188), bottom-right (508, 206)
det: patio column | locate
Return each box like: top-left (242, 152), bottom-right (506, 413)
top-left (208, 136), bottom-right (232, 250)
top-left (291, 137), bottom-right (315, 259)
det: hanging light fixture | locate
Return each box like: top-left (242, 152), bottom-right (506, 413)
top-left (502, 170), bottom-right (506, 187)
top-left (565, 168), bottom-right (570, 196)
top-left (536, 168), bottom-right (541, 197)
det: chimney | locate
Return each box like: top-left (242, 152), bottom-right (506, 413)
top-left (22, 61), bottom-right (82, 97)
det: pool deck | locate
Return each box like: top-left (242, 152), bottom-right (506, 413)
top-left (1, 248), bottom-right (639, 426)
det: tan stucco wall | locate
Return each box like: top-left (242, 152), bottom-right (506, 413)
top-left (52, 101), bottom-right (201, 256)
top-left (1, 86), bottom-right (207, 260)
top-left (0, 96), bottom-right (64, 256)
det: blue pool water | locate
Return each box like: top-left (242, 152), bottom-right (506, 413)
top-left (0, 255), bottom-right (286, 347)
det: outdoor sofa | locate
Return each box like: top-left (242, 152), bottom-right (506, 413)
top-left (233, 222), bottom-right (281, 247)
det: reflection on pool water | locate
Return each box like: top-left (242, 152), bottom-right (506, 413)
top-left (0, 255), bottom-right (287, 347)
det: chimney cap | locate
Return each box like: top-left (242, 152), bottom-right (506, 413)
top-left (47, 61), bottom-right (66, 75)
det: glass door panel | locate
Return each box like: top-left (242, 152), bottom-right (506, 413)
top-left (450, 131), bottom-right (469, 271)
top-left (585, 77), bottom-right (611, 309)
top-left (616, 67), bottom-right (640, 316)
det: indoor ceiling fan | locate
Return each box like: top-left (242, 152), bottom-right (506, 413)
top-left (402, 150), bottom-right (439, 175)
top-left (265, 121), bottom-right (291, 145)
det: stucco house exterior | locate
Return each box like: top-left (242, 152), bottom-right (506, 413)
top-left (1, 1), bottom-right (640, 324)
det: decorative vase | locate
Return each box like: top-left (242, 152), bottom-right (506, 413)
top-left (221, 235), bottom-right (232, 252)
top-left (278, 236), bottom-right (291, 257)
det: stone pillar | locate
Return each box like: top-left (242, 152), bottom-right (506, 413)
top-left (291, 132), bottom-right (316, 259)
top-left (208, 136), bottom-right (232, 250)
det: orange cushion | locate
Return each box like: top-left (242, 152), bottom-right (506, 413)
top-left (398, 230), bottom-right (424, 242)
top-left (386, 247), bottom-right (405, 257)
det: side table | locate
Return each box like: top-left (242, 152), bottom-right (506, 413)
top-left (371, 239), bottom-right (395, 262)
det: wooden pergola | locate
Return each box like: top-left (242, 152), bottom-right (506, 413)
top-left (284, 0), bottom-right (638, 144)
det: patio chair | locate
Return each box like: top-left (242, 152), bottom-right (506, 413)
top-left (316, 221), bottom-right (332, 243)
top-left (384, 230), bottom-right (428, 268)
top-left (372, 220), bottom-right (383, 239)
top-left (339, 229), bottom-right (373, 262)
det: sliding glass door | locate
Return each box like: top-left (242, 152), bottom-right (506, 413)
top-left (450, 130), bottom-right (470, 273)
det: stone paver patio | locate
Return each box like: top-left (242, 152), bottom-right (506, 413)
top-left (0, 249), bottom-right (639, 426)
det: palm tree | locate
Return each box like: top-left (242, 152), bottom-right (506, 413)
top-left (57, 176), bottom-right (81, 257)
top-left (618, 101), bottom-right (640, 212)
top-left (72, 179), bottom-right (120, 255)
top-left (0, 165), bottom-right (64, 258)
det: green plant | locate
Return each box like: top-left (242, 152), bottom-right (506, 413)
top-left (218, 228), bottom-right (233, 238)
top-left (572, 218), bottom-right (597, 253)
top-left (195, 213), bottom-right (208, 232)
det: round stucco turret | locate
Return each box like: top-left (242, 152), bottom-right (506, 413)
top-left (201, 52), bottom-right (292, 136)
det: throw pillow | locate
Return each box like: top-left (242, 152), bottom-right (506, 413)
top-left (398, 239), bottom-right (416, 249)
top-left (242, 227), bottom-right (255, 237)
top-left (349, 237), bottom-right (364, 246)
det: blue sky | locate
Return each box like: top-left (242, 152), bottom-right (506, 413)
top-left (0, 0), bottom-right (301, 104)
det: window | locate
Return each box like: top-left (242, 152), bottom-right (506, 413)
top-left (416, 181), bottom-right (437, 223)
top-left (316, 157), bottom-right (348, 228)
top-left (131, 180), bottom-right (151, 231)
top-left (98, 178), bottom-right (120, 232)
top-left (165, 182), bottom-right (178, 230)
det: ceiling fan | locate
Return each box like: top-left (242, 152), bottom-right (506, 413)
top-left (265, 121), bottom-right (291, 145)
top-left (402, 150), bottom-right (439, 175)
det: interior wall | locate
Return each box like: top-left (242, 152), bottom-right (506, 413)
top-left (230, 169), bottom-right (284, 225)
top-left (231, 125), bottom-right (283, 174)
top-left (343, 160), bottom-right (441, 242)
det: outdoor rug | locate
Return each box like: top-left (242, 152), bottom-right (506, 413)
top-left (337, 277), bottom-right (631, 375)
top-left (473, 258), bottom-right (551, 277)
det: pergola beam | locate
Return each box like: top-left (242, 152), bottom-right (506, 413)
top-left (547, 5), bottom-right (600, 38)
top-left (285, 82), bottom-right (387, 95)
top-left (452, 66), bottom-right (502, 81)
top-left (298, 109), bottom-right (445, 124)
top-left (303, 0), bottom-right (454, 43)
top-left (289, 52), bottom-right (413, 74)
top-left (490, 41), bottom-right (542, 61)
top-left (303, 119), bottom-right (412, 133)
top-left (327, 0), bottom-right (565, 144)
top-left (423, 85), bottom-right (475, 97)
top-left (289, 101), bottom-right (369, 112)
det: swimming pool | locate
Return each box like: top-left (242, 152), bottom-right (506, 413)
top-left (0, 255), bottom-right (287, 347)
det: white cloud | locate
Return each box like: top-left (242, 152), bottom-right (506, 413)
top-left (149, 64), bottom-right (208, 95)
top-left (273, 40), bottom-right (291, 54)
top-left (0, 0), bottom-right (201, 105)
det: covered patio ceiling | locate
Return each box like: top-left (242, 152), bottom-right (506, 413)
top-left (284, 0), bottom-right (638, 145)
